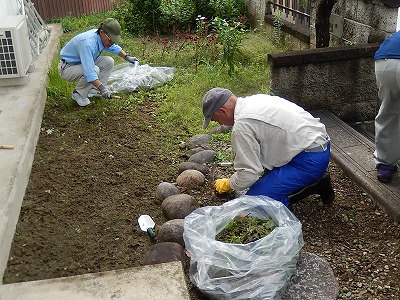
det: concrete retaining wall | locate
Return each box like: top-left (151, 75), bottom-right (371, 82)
top-left (0, 24), bottom-right (62, 283)
top-left (246, 0), bottom-right (398, 47)
top-left (268, 43), bottom-right (380, 122)
top-left (319, 0), bottom-right (398, 46)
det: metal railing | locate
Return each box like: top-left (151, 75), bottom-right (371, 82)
top-left (266, 0), bottom-right (310, 27)
top-left (18, 0), bottom-right (51, 57)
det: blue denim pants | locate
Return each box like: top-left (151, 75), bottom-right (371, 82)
top-left (246, 143), bottom-right (330, 206)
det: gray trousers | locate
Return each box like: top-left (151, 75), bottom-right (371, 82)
top-left (58, 56), bottom-right (114, 97)
top-left (374, 59), bottom-right (400, 166)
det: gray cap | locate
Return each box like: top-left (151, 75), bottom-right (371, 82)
top-left (202, 88), bottom-right (233, 128)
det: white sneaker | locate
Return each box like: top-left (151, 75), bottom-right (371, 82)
top-left (72, 91), bottom-right (91, 106)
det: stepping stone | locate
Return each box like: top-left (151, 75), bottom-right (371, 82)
top-left (0, 261), bottom-right (190, 300)
top-left (282, 251), bottom-right (339, 300)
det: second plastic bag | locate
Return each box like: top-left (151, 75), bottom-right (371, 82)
top-left (107, 62), bottom-right (175, 93)
top-left (183, 196), bottom-right (304, 300)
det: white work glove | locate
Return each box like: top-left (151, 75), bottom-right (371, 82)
top-left (125, 54), bottom-right (139, 64)
top-left (98, 84), bottom-right (112, 99)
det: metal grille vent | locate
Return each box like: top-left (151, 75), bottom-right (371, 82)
top-left (0, 15), bottom-right (32, 83)
top-left (0, 31), bottom-right (18, 76)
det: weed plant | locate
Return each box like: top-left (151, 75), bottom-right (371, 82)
top-left (215, 215), bottom-right (276, 244)
top-left (211, 16), bottom-right (247, 76)
top-left (273, 9), bottom-right (284, 46)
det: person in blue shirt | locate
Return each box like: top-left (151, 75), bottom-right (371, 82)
top-left (374, 31), bottom-right (400, 183)
top-left (58, 18), bottom-right (139, 107)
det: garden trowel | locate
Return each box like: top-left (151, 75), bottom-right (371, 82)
top-left (138, 214), bottom-right (156, 239)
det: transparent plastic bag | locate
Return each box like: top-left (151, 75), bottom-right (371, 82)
top-left (107, 62), bottom-right (175, 93)
top-left (183, 196), bottom-right (304, 300)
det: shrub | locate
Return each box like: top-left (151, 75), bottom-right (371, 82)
top-left (207, 0), bottom-right (248, 21)
top-left (114, 0), bottom-right (162, 35)
top-left (159, 0), bottom-right (197, 33)
top-left (114, 0), bottom-right (249, 36)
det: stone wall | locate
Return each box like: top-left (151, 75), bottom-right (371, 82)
top-left (245, 0), bottom-right (394, 123)
top-left (268, 43), bottom-right (380, 122)
top-left (314, 0), bottom-right (399, 47)
top-left (245, 0), bottom-right (398, 47)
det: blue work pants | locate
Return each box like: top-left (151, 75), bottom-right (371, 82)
top-left (246, 144), bottom-right (330, 206)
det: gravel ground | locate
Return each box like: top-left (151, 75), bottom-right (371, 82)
top-left (281, 162), bottom-right (400, 300)
top-left (188, 138), bottom-right (400, 300)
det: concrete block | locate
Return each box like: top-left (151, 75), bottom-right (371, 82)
top-left (0, 262), bottom-right (190, 300)
top-left (283, 252), bottom-right (339, 300)
top-left (344, 19), bottom-right (371, 44)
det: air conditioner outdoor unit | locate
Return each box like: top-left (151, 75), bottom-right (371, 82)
top-left (0, 15), bottom-right (33, 86)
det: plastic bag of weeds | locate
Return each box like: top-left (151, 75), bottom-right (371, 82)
top-left (107, 62), bottom-right (175, 93)
top-left (183, 195), bottom-right (304, 300)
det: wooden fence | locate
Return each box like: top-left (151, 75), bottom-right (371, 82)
top-left (32, 0), bottom-right (116, 21)
top-left (266, 0), bottom-right (310, 27)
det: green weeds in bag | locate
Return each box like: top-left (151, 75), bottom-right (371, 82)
top-left (216, 215), bottom-right (276, 244)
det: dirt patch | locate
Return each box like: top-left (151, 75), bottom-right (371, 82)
top-left (3, 98), bottom-right (400, 299)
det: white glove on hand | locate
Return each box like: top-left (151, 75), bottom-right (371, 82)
top-left (125, 55), bottom-right (139, 64)
top-left (98, 84), bottom-right (112, 99)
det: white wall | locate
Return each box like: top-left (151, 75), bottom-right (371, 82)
top-left (0, 0), bottom-right (22, 16)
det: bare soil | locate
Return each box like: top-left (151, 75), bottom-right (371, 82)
top-left (3, 97), bottom-right (400, 299)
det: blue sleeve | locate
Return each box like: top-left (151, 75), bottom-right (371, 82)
top-left (77, 41), bottom-right (122, 83)
top-left (375, 31), bottom-right (400, 61)
top-left (77, 42), bottom-right (99, 83)
top-left (104, 44), bottom-right (122, 56)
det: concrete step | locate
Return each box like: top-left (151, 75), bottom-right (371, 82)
top-left (0, 261), bottom-right (190, 300)
top-left (311, 109), bottom-right (400, 222)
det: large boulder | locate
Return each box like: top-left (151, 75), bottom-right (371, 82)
top-left (162, 194), bottom-right (197, 220)
top-left (188, 149), bottom-right (216, 164)
top-left (188, 134), bottom-right (211, 149)
top-left (143, 242), bottom-right (186, 266)
top-left (176, 169), bottom-right (205, 188)
top-left (157, 219), bottom-right (185, 247)
top-left (178, 161), bottom-right (210, 175)
top-left (282, 251), bottom-right (340, 300)
top-left (184, 147), bottom-right (205, 159)
top-left (155, 182), bottom-right (180, 201)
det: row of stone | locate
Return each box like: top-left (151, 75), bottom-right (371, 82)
top-left (142, 133), bottom-right (216, 266)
